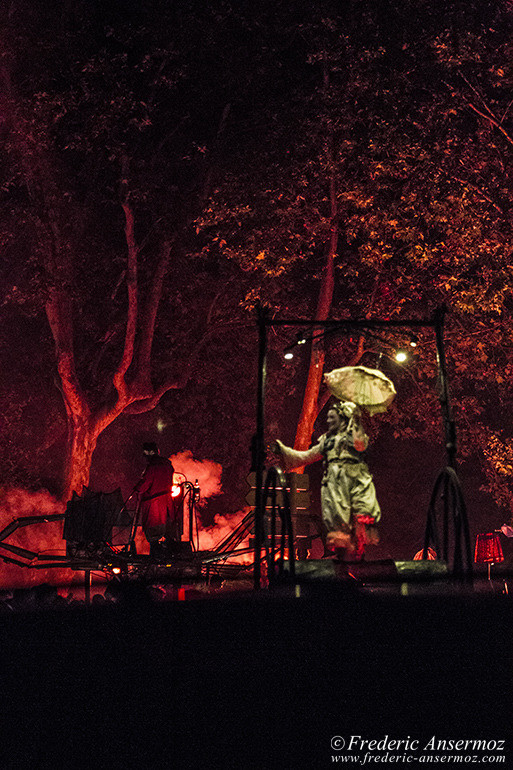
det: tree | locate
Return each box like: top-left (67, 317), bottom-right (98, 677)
top-left (0, 1), bottom-right (262, 500)
top-left (3, 0), bottom-right (513, 521)
top-left (197, 0), bottom-right (513, 515)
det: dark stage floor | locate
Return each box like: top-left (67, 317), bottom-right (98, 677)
top-left (0, 579), bottom-right (511, 770)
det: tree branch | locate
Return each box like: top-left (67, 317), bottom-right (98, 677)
top-left (125, 319), bottom-right (248, 415)
top-left (132, 105), bottom-right (231, 388)
top-left (445, 77), bottom-right (513, 148)
top-left (113, 161), bottom-right (139, 400)
top-left (200, 103), bottom-right (231, 204)
top-left (293, 113), bottom-right (338, 451)
top-left (463, 97), bottom-right (513, 148)
top-left (453, 175), bottom-right (505, 213)
top-left (458, 73), bottom-right (496, 120)
top-left (500, 96), bottom-right (513, 125)
top-left (2, 40), bottom-right (89, 421)
top-left (124, 333), bottom-right (211, 414)
top-left (134, 239), bottom-right (172, 381)
top-left (45, 277), bottom-right (89, 418)
top-left (35, 177), bottom-right (90, 418)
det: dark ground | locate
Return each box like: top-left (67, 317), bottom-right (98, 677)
top-left (0, 582), bottom-right (510, 769)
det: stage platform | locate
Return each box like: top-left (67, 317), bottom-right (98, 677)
top-left (0, 583), bottom-right (510, 769)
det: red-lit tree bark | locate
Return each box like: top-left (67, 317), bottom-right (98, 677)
top-left (292, 62), bottom-right (367, 454)
top-left (43, 191), bottom-right (219, 500)
top-left (292, 59), bottom-right (338, 454)
top-left (292, 161), bottom-right (336, 452)
top-left (0, 18), bottom-right (235, 500)
top-left (4, 0), bottom-right (513, 520)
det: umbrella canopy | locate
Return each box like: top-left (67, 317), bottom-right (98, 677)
top-left (324, 365), bottom-right (396, 415)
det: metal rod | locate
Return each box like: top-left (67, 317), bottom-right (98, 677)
top-left (266, 318), bottom-right (436, 328)
top-left (434, 305), bottom-right (457, 468)
top-left (84, 570), bottom-right (91, 604)
top-left (0, 514), bottom-right (65, 544)
top-left (443, 473), bottom-right (450, 562)
top-left (0, 543), bottom-right (38, 560)
top-left (269, 478), bottom-right (277, 577)
top-left (253, 304), bottom-right (268, 589)
top-left (189, 486), bottom-right (195, 543)
top-left (126, 497), bottom-right (140, 554)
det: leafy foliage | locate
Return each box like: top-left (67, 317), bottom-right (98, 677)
top-left (196, 0), bottom-right (513, 513)
top-left (2, 0), bottom-right (513, 518)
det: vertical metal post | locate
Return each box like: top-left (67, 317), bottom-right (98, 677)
top-left (434, 305), bottom-right (457, 469)
top-left (84, 569), bottom-right (91, 604)
top-left (253, 304), bottom-right (268, 589)
top-left (189, 486), bottom-right (195, 544)
top-left (442, 473), bottom-right (450, 562)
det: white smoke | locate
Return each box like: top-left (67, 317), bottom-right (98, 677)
top-left (0, 454), bottom-right (249, 590)
top-left (197, 509), bottom-right (253, 563)
top-left (169, 450), bottom-right (223, 503)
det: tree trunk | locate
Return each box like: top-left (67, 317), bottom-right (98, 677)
top-left (293, 61), bottom-right (338, 455)
top-left (293, 166), bottom-right (337, 453)
top-left (62, 413), bottom-right (100, 502)
top-left (292, 289), bottom-right (333, 452)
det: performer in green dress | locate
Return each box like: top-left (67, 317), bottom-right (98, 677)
top-left (274, 401), bottom-right (380, 560)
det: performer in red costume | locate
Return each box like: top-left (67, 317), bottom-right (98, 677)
top-left (134, 442), bottom-right (176, 554)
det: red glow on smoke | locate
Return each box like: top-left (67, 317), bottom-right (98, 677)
top-left (0, 454), bottom-right (250, 589)
top-left (197, 509), bottom-right (252, 564)
top-left (169, 450), bottom-right (222, 504)
top-left (0, 487), bottom-right (67, 588)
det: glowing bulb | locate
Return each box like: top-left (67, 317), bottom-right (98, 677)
top-left (409, 335), bottom-right (419, 348)
top-left (297, 337), bottom-right (306, 345)
top-left (284, 351), bottom-right (294, 360)
top-left (395, 351), bottom-right (408, 363)
top-left (171, 484), bottom-right (182, 498)
top-left (112, 567), bottom-right (121, 575)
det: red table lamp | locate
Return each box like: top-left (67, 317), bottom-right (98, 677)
top-left (474, 532), bottom-right (504, 581)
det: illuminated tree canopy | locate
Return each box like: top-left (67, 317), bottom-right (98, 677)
top-left (1, 0), bottom-right (513, 516)
top-left (197, 0), bottom-right (513, 511)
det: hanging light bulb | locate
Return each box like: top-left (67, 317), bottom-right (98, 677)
top-left (395, 350), bottom-right (408, 363)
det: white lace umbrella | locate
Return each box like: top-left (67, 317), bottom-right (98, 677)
top-left (324, 366), bottom-right (396, 415)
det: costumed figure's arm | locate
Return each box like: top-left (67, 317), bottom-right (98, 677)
top-left (342, 403), bottom-right (369, 453)
top-left (134, 468), bottom-right (151, 496)
top-left (273, 440), bottom-right (322, 472)
top-left (348, 419), bottom-right (369, 453)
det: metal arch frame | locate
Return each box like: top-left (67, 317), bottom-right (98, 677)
top-left (262, 465), bottom-right (295, 586)
top-left (253, 303), bottom-right (472, 588)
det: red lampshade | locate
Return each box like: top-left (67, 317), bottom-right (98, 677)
top-left (474, 532), bottom-right (504, 564)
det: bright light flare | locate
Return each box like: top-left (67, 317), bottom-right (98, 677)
top-left (395, 350), bottom-right (408, 363)
top-left (171, 472), bottom-right (186, 498)
top-left (284, 351), bottom-right (294, 360)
